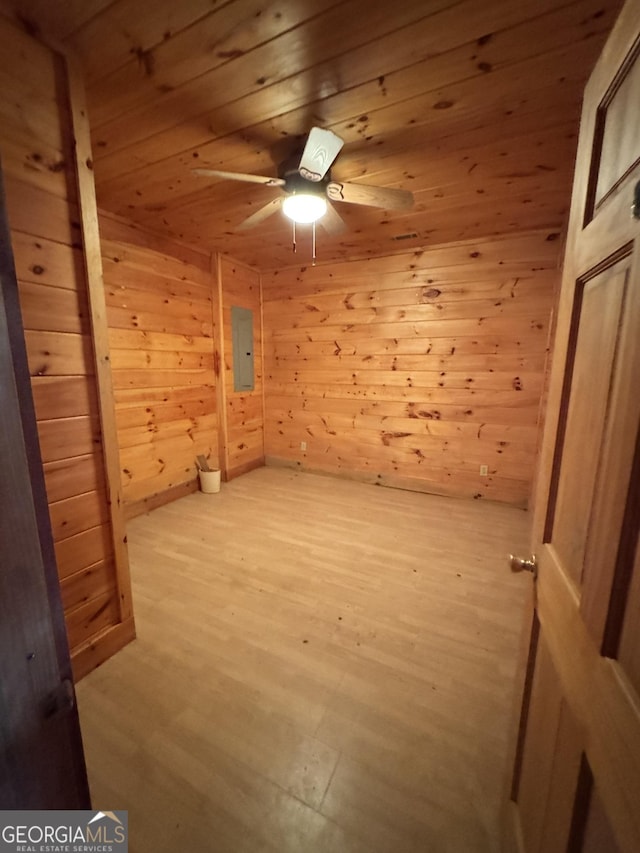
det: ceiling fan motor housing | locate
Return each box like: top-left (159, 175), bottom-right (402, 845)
top-left (281, 168), bottom-right (331, 198)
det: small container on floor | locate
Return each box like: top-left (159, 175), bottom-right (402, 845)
top-left (198, 469), bottom-right (221, 493)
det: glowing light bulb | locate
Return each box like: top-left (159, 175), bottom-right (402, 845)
top-left (282, 193), bottom-right (327, 224)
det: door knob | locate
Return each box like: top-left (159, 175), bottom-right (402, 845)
top-left (509, 554), bottom-right (537, 575)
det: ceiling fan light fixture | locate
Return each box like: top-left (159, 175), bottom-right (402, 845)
top-left (282, 192), bottom-right (327, 224)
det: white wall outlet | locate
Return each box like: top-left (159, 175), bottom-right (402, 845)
top-left (300, 441), bottom-right (307, 451)
top-left (479, 464), bottom-right (488, 477)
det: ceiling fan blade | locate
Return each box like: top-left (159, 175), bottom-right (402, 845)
top-left (319, 202), bottom-right (347, 236)
top-left (192, 168), bottom-right (285, 187)
top-left (327, 180), bottom-right (414, 210)
top-left (236, 197), bottom-right (283, 231)
top-left (298, 127), bottom-right (344, 182)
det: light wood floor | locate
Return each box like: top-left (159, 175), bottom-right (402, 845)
top-left (76, 467), bottom-right (532, 853)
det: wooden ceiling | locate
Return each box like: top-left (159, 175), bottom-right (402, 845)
top-left (11, 0), bottom-right (621, 268)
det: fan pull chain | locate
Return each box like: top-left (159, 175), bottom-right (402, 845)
top-left (292, 220), bottom-right (296, 254)
top-left (312, 220), bottom-right (316, 266)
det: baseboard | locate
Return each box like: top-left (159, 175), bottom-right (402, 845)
top-left (72, 617), bottom-right (136, 682)
top-left (264, 456), bottom-right (528, 507)
top-left (124, 479), bottom-right (199, 519)
top-left (226, 456), bottom-right (265, 481)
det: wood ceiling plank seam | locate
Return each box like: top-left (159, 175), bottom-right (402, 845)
top-left (154, 187), bottom-right (570, 248)
top-left (176, 227), bottom-right (561, 269)
top-left (126, 181), bottom-right (569, 239)
top-left (91, 1), bottom-right (516, 159)
top-left (323, 119), bottom-right (581, 180)
top-left (117, 229), bottom-right (560, 282)
top-left (135, 122), bottom-right (579, 207)
top-left (95, 88), bottom-right (584, 214)
top-left (122, 122), bottom-right (580, 223)
top-left (92, 73), bottom-right (575, 190)
top-left (218, 229), bottom-right (564, 270)
top-left (66, 0), bottom-right (240, 85)
top-left (92, 23), bottom-right (610, 203)
top-left (263, 243), bottom-right (561, 270)
top-left (125, 170), bottom-right (574, 237)
top-left (320, 38), bottom-right (605, 150)
top-left (86, 0), bottom-right (582, 133)
top-left (162, 182), bottom-right (571, 224)
top-left (413, 175), bottom-right (574, 204)
top-left (88, 0), bottom-right (611, 176)
top-left (87, 0), bottom-right (460, 133)
top-left (260, 252), bottom-right (560, 274)
top-left (149, 139), bottom-right (578, 214)
top-left (84, 0), bottom-right (347, 122)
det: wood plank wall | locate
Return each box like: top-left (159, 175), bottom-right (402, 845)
top-left (99, 212), bottom-right (219, 516)
top-left (262, 231), bottom-right (560, 506)
top-left (218, 256), bottom-right (264, 479)
top-left (0, 16), bottom-right (134, 679)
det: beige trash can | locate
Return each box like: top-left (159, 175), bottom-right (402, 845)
top-left (198, 469), bottom-right (221, 493)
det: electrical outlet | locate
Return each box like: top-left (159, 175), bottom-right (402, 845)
top-left (300, 441), bottom-right (307, 451)
top-left (479, 464), bottom-right (488, 477)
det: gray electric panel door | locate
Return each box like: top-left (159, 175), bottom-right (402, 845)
top-left (231, 305), bottom-right (254, 391)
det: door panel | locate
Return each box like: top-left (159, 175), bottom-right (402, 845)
top-left (550, 259), bottom-right (629, 587)
top-left (507, 2), bottom-right (640, 851)
top-left (517, 634), bottom-right (563, 853)
top-left (517, 633), bottom-right (584, 853)
top-left (538, 702), bottom-right (583, 853)
top-left (593, 39), bottom-right (640, 210)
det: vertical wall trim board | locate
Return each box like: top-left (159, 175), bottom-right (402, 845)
top-left (214, 252), bottom-right (230, 480)
top-left (259, 270), bottom-right (266, 462)
top-left (64, 54), bottom-right (134, 626)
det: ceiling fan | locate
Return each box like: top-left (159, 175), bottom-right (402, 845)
top-left (192, 127), bottom-right (414, 235)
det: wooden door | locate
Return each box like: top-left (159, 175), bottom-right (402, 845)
top-left (0, 168), bottom-right (90, 808)
top-left (506, 2), bottom-right (640, 851)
